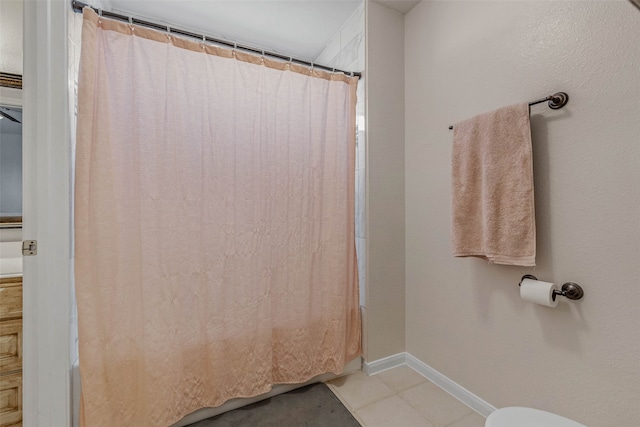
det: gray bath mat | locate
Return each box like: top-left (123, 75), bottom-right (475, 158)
top-left (186, 383), bottom-right (361, 427)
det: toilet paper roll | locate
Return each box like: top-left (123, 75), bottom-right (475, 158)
top-left (520, 278), bottom-right (559, 307)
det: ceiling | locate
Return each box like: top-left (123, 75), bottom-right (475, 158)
top-left (103, 1), bottom-right (420, 62)
top-left (105, 0), bottom-right (363, 61)
top-left (1, 0), bottom-right (422, 75)
top-left (377, 0), bottom-right (420, 15)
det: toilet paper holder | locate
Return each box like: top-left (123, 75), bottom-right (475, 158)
top-left (519, 275), bottom-right (584, 301)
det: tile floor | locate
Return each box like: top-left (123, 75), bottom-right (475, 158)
top-left (326, 366), bottom-right (486, 427)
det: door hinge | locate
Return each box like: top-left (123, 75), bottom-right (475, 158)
top-left (22, 240), bottom-right (37, 256)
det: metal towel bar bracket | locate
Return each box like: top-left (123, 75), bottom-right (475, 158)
top-left (519, 274), bottom-right (584, 302)
top-left (532, 92), bottom-right (569, 110)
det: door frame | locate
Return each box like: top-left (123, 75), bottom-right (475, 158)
top-left (22, 1), bottom-right (72, 426)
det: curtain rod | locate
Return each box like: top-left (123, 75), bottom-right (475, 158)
top-left (71, 0), bottom-right (362, 80)
top-left (448, 92), bottom-right (569, 130)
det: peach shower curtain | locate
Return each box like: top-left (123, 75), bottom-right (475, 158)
top-left (75, 8), bottom-right (360, 427)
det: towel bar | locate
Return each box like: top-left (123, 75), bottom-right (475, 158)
top-left (448, 92), bottom-right (569, 130)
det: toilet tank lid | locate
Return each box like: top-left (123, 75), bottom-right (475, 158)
top-left (486, 407), bottom-right (587, 427)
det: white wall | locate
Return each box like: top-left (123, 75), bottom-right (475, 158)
top-left (404, 1), bottom-right (640, 426)
top-left (0, 87), bottom-right (22, 107)
top-left (314, 2), bottom-right (365, 73)
top-left (364, 0), bottom-right (405, 362)
top-left (0, 0), bottom-right (23, 74)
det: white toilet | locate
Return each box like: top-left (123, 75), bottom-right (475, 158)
top-left (486, 407), bottom-right (587, 427)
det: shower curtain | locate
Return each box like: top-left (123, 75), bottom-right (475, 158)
top-left (75, 8), bottom-right (360, 427)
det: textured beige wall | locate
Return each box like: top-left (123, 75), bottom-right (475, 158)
top-left (0, 0), bottom-right (22, 74)
top-left (404, 1), bottom-right (640, 426)
top-left (364, 0), bottom-right (406, 362)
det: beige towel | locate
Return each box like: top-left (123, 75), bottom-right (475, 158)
top-left (451, 103), bottom-right (536, 266)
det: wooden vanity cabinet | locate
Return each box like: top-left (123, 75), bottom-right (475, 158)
top-left (0, 277), bottom-right (22, 427)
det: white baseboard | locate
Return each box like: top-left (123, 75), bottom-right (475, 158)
top-left (365, 352), bottom-right (496, 418)
top-left (363, 352), bottom-right (406, 375)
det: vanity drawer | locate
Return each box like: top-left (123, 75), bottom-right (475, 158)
top-left (0, 371), bottom-right (22, 427)
top-left (0, 280), bottom-right (22, 321)
top-left (0, 319), bottom-right (22, 375)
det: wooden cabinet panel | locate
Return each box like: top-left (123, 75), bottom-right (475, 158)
top-left (0, 319), bottom-right (21, 375)
top-left (0, 371), bottom-right (22, 427)
top-left (0, 280), bottom-right (22, 322)
top-left (0, 278), bottom-right (22, 426)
